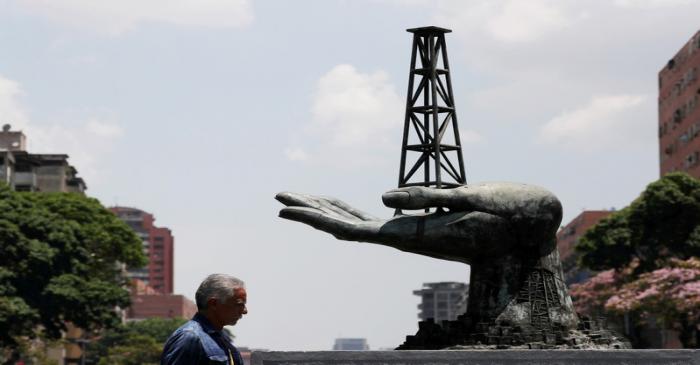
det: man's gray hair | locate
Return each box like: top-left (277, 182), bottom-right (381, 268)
top-left (195, 274), bottom-right (245, 311)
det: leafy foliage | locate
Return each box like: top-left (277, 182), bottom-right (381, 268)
top-left (97, 334), bottom-right (162, 365)
top-left (0, 184), bottom-right (146, 348)
top-left (606, 258), bottom-right (700, 326)
top-left (576, 172), bottom-right (700, 273)
top-left (86, 317), bottom-right (187, 365)
top-left (571, 258), bottom-right (700, 347)
top-left (571, 173), bottom-right (700, 347)
top-left (569, 268), bottom-right (622, 316)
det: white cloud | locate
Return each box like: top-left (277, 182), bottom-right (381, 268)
top-left (284, 147), bottom-right (310, 162)
top-left (285, 64), bottom-right (404, 168)
top-left (485, 0), bottom-right (576, 42)
top-left (295, 64), bottom-right (482, 167)
top-left (538, 94), bottom-right (647, 146)
top-left (18, 0), bottom-right (254, 35)
top-left (460, 129), bottom-right (484, 144)
top-left (86, 119), bottom-right (124, 138)
top-left (310, 64), bottom-right (403, 147)
top-left (431, 0), bottom-right (582, 43)
top-left (0, 75), bottom-right (30, 128)
top-left (0, 73), bottom-right (124, 187)
top-left (19, 119), bottom-right (125, 187)
top-left (614, 0), bottom-right (696, 8)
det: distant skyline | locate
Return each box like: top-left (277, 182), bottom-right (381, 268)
top-left (1, 0), bottom-right (699, 351)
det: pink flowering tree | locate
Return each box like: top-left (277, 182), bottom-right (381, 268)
top-left (604, 258), bottom-right (700, 347)
top-left (570, 173), bottom-right (700, 348)
top-left (569, 269), bottom-right (621, 316)
top-left (570, 258), bottom-right (700, 347)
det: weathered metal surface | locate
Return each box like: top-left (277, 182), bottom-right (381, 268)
top-left (252, 350), bottom-right (700, 365)
top-left (276, 27), bottom-right (628, 351)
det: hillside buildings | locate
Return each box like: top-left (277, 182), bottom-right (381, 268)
top-left (659, 30), bottom-right (700, 178)
top-left (0, 125), bottom-right (86, 193)
top-left (413, 282), bottom-right (469, 324)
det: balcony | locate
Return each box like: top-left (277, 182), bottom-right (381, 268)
top-left (14, 172), bottom-right (37, 187)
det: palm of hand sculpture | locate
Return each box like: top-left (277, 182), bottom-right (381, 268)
top-left (277, 182), bottom-right (561, 262)
top-left (277, 182), bottom-right (578, 335)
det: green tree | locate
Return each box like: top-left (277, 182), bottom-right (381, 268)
top-left (0, 184), bottom-right (147, 350)
top-left (85, 317), bottom-right (187, 365)
top-left (97, 334), bottom-right (161, 365)
top-left (573, 172), bottom-right (700, 347)
top-left (577, 172), bottom-right (700, 273)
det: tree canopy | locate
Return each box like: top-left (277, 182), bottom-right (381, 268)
top-left (576, 172), bottom-right (700, 273)
top-left (85, 317), bottom-right (187, 365)
top-left (572, 172), bottom-right (700, 348)
top-left (0, 184), bottom-right (146, 348)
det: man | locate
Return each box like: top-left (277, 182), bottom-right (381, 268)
top-left (161, 274), bottom-right (248, 365)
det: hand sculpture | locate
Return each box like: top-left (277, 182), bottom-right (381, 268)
top-left (277, 182), bottom-right (578, 342)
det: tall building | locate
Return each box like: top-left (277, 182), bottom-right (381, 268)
top-left (557, 210), bottom-right (613, 285)
top-left (659, 30), bottom-right (700, 178)
top-left (413, 282), bottom-right (469, 324)
top-left (332, 338), bottom-right (369, 351)
top-left (110, 207), bottom-right (174, 294)
top-left (0, 125), bottom-right (86, 193)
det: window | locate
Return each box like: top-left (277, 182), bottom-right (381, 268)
top-left (685, 151), bottom-right (700, 168)
top-left (15, 165), bottom-right (31, 172)
top-left (15, 185), bottom-right (32, 192)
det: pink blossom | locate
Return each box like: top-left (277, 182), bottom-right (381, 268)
top-left (569, 257), bottom-right (700, 325)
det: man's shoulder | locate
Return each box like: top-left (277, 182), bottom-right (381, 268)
top-left (164, 319), bottom-right (202, 345)
top-left (169, 319), bottom-right (206, 341)
top-left (161, 320), bottom-right (205, 364)
top-left (178, 319), bottom-right (204, 333)
top-left (164, 317), bottom-right (228, 359)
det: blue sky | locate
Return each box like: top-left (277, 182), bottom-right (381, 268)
top-left (1, 0), bottom-right (699, 351)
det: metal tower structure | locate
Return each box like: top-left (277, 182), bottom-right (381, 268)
top-left (397, 26), bottom-right (466, 189)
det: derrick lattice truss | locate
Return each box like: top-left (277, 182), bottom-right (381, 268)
top-left (398, 26), bottom-right (467, 189)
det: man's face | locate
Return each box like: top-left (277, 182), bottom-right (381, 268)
top-left (211, 287), bottom-right (248, 327)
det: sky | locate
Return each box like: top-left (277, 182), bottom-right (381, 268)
top-left (0, 0), bottom-right (699, 351)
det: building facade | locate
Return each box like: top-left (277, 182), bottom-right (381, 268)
top-left (413, 282), bottom-right (469, 324)
top-left (0, 125), bottom-right (86, 193)
top-left (332, 338), bottom-right (369, 351)
top-left (127, 293), bottom-right (197, 320)
top-left (110, 207), bottom-right (175, 294)
top-left (556, 210), bottom-right (613, 285)
top-left (659, 30), bottom-right (700, 178)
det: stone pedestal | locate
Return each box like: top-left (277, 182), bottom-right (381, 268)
top-left (252, 350), bottom-right (699, 365)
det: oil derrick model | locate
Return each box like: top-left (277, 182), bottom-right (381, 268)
top-left (397, 26), bottom-right (467, 189)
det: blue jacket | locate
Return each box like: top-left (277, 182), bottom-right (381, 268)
top-left (161, 313), bottom-right (244, 365)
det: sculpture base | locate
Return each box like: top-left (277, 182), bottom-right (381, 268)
top-left (252, 350), bottom-right (698, 365)
top-left (397, 315), bottom-right (629, 350)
